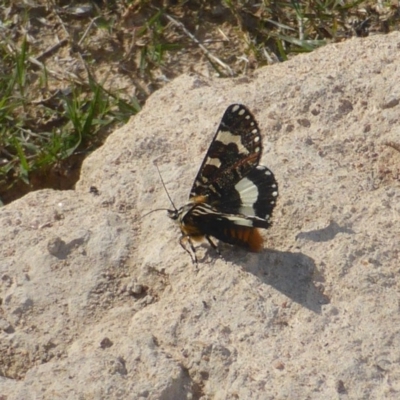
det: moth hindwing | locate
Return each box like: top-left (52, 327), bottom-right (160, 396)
top-left (168, 104), bottom-right (278, 264)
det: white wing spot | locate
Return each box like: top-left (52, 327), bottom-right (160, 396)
top-left (205, 157), bottom-right (221, 168)
top-left (218, 130), bottom-right (243, 146)
top-left (254, 136), bottom-right (260, 143)
top-left (239, 109), bottom-right (246, 116)
top-left (245, 115), bottom-right (250, 119)
top-left (226, 216), bottom-right (253, 227)
top-left (235, 177), bottom-right (259, 216)
top-left (252, 129), bottom-right (258, 134)
top-left (232, 105), bottom-right (240, 113)
top-left (272, 191), bottom-right (278, 197)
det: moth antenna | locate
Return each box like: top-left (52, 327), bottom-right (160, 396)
top-left (155, 163), bottom-right (177, 212)
top-left (141, 164), bottom-right (177, 220)
top-left (141, 208), bottom-right (170, 219)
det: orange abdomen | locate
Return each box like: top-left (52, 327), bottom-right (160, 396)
top-left (224, 227), bottom-right (263, 252)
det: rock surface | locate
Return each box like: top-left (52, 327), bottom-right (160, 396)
top-left (1, 32), bottom-right (400, 399)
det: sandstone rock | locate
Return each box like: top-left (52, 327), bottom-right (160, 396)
top-left (1, 33), bottom-right (400, 399)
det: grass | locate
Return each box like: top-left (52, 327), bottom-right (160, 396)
top-left (0, 25), bottom-right (140, 203)
top-left (0, 0), bottom-right (399, 205)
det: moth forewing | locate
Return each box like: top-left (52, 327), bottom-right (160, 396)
top-left (168, 104), bottom-right (279, 263)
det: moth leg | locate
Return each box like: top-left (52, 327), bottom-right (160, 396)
top-left (206, 235), bottom-right (221, 257)
top-left (179, 235), bottom-right (198, 267)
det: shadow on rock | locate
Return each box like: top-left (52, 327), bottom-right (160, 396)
top-left (224, 248), bottom-right (329, 314)
top-left (296, 220), bottom-right (354, 242)
top-left (47, 235), bottom-right (88, 260)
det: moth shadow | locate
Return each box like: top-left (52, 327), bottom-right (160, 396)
top-left (223, 248), bottom-right (329, 314)
top-left (296, 220), bottom-right (354, 242)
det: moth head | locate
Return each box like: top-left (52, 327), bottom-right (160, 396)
top-left (168, 205), bottom-right (189, 223)
top-left (167, 209), bottom-right (179, 220)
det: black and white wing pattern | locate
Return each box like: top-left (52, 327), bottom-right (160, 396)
top-left (168, 104), bottom-right (278, 263)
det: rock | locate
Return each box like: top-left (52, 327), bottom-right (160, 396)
top-left (1, 32), bottom-right (400, 399)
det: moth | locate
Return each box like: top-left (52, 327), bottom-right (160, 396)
top-left (167, 104), bottom-right (279, 264)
